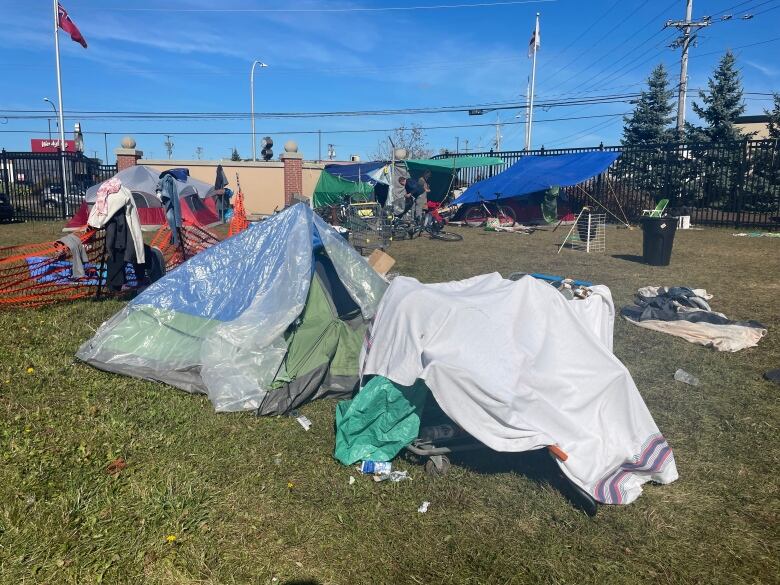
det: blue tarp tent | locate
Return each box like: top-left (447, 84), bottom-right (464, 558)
top-left (452, 152), bottom-right (621, 205)
top-left (325, 162), bottom-right (387, 184)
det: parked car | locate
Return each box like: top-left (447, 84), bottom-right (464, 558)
top-left (0, 192), bottom-right (14, 223)
top-left (41, 184), bottom-right (82, 209)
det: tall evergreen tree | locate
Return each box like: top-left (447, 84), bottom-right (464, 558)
top-left (230, 147), bottom-right (242, 161)
top-left (750, 94), bottom-right (780, 212)
top-left (766, 93), bottom-right (780, 140)
top-left (688, 51), bottom-right (747, 142)
top-left (621, 64), bottom-right (675, 145)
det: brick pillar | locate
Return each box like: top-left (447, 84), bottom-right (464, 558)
top-left (115, 136), bottom-right (143, 171)
top-left (280, 140), bottom-right (303, 208)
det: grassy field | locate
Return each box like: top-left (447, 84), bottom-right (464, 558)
top-left (0, 220), bottom-right (778, 584)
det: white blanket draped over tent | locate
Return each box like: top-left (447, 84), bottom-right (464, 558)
top-left (360, 274), bottom-right (678, 504)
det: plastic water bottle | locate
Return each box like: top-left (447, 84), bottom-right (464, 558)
top-left (674, 369), bottom-right (700, 386)
top-left (359, 460), bottom-right (392, 475)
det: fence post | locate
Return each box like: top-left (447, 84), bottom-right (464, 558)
top-left (734, 139), bottom-right (748, 228)
top-left (1, 150), bottom-right (10, 198)
top-left (57, 152), bottom-right (67, 220)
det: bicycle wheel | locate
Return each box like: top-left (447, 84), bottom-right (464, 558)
top-left (430, 230), bottom-right (463, 242)
top-left (464, 206), bottom-right (487, 227)
top-left (497, 205), bottom-right (516, 227)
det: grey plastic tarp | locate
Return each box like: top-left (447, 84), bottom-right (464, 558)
top-left (85, 165), bottom-right (216, 203)
top-left (76, 204), bottom-right (387, 412)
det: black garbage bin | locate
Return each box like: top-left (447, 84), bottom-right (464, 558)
top-left (640, 216), bottom-right (677, 266)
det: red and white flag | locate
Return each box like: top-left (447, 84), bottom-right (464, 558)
top-left (57, 3), bottom-right (87, 49)
top-left (527, 17), bottom-right (540, 58)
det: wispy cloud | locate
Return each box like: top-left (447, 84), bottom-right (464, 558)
top-left (745, 60), bottom-right (778, 77)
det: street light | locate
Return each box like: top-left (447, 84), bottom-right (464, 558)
top-left (43, 97), bottom-right (58, 140)
top-left (250, 60), bottom-right (268, 161)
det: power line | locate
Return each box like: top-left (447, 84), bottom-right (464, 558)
top-left (687, 35), bottom-right (780, 58)
top-left (709, 0), bottom-right (780, 19)
top-left (542, 1), bottom-right (651, 88)
top-left (0, 111), bottom-right (630, 137)
top-left (552, 0), bottom-right (678, 93)
top-left (544, 117), bottom-right (623, 148)
top-left (750, 2), bottom-right (780, 15)
top-left (0, 94), bottom-right (643, 121)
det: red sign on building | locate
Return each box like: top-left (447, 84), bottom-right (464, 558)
top-left (30, 138), bottom-right (77, 153)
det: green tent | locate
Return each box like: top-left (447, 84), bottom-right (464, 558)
top-left (312, 170), bottom-right (374, 208)
top-left (405, 156), bottom-right (504, 202)
top-left (77, 204), bottom-right (387, 414)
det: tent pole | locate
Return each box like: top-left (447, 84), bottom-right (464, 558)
top-left (558, 207), bottom-right (584, 254)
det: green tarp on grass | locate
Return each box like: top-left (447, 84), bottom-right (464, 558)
top-left (312, 171), bottom-right (374, 208)
top-left (334, 376), bottom-right (428, 465)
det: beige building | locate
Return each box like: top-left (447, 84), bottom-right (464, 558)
top-left (143, 159), bottom-right (324, 216)
top-left (735, 115), bottom-right (772, 139)
top-left (115, 136), bottom-right (324, 216)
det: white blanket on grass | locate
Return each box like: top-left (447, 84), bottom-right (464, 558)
top-left (360, 273), bottom-right (678, 505)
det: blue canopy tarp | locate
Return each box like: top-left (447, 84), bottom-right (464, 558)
top-left (325, 162), bottom-right (387, 183)
top-left (452, 151), bottom-right (621, 205)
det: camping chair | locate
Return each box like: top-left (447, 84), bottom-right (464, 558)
top-left (641, 198), bottom-right (669, 218)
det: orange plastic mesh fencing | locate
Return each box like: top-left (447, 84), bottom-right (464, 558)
top-left (228, 189), bottom-right (249, 237)
top-left (0, 224), bottom-right (221, 310)
top-left (151, 224), bottom-right (221, 269)
top-left (0, 229), bottom-right (105, 309)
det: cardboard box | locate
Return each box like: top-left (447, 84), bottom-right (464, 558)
top-left (367, 249), bottom-right (395, 276)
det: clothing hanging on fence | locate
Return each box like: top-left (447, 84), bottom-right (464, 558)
top-left (93, 177), bottom-right (122, 219)
top-left (56, 233), bottom-right (89, 279)
top-left (105, 210), bottom-right (146, 291)
top-left (87, 186), bottom-right (145, 264)
top-left (158, 174), bottom-right (183, 244)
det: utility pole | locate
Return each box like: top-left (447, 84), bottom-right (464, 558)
top-left (464, 139), bottom-right (469, 154)
top-left (455, 136), bottom-right (460, 154)
top-left (318, 130), bottom-right (322, 162)
top-left (164, 135), bottom-right (174, 159)
top-left (666, 0), bottom-right (710, 136)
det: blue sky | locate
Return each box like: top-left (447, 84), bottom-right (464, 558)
top-left (0, 0), bottom-right (777, 161)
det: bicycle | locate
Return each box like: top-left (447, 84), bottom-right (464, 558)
top-left (421, 201), bottom-right (463, 241)
top-left (389, 200), bottom-right (462, 242)
top-left (462, 197), bottom-right (516, 228)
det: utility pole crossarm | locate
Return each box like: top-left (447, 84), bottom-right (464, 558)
top-left (667, 0), bottom-right (711, 136)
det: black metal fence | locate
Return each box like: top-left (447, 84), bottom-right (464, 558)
top-left (0, 150), bottom-right (116, 222)
top-left (436, 139), bottom-right (780, 228)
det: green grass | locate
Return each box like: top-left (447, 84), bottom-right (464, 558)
top-left (0, 221), bottom-right (778, 584)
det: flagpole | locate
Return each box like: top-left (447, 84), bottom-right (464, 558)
top-left (52, 0), bottom-right (69, 208)
top-left (524, 76), bottom-right (531, 151)
top-left (527, 12), bottom-right (539, 151)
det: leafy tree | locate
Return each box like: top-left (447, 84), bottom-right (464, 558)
top-left (372, 125), bottom-right (432, 160)
top-left (687, 51), bottom-right (748, 142)
top-left (621, 64), bottom-right (675, 146)
top-left (230, 147), bottom-right (242, 161)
